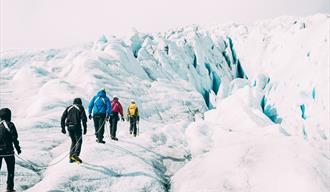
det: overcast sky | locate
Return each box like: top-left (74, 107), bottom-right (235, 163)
top-left (1, 0), bottom-right (329, 51)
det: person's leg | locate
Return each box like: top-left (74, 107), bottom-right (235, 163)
top-left (113, 119), bottom-right (118, 138)
top-left (69, 131), bottom-right (76, 157)
top-left (110, 116), bottom-right (114, 138)
top-left (132, 117), bottom-right (137, 136)
top-left (133, 122), bottom-right (137, 136)
top-left (111, 114), bottom-right (118, 138)
top-left (129, 118), bottom-right (134, 134)
top-left (5, 156), bottom-right (15, 190)
top-left (98, 115), bottom-right (105, 141)
top-left (93, 115), bottom-right (100, 139)
top-left (75, 131), bottom-right (83, 157)
top-left (0, 157), bottom-right (3, 170)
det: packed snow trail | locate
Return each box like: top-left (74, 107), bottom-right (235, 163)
top-left (26, 121), bottom-right (181, 191)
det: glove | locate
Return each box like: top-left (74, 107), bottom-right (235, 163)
top-left (16, 148), bottom-right (21, 155)
top-left (121, 117), bottom-right (125, 121)
top-left (61, 128), bottom-right (66, 134)
top-left (88, 114), bottom-right (92, 120)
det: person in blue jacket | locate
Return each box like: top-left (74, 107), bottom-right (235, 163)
top-left (88, 89), bottom-right (112, 144)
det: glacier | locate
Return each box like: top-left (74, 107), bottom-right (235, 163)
top-left (0, 14), bottom-right (329, 192)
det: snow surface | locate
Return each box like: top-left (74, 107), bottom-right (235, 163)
top-left (0, 14), bottom-right (329, 191)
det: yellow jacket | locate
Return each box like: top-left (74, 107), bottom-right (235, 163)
top-left (127, 103), bottom-right (139, 117)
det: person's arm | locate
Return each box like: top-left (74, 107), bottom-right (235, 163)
top-left (61, 108), bottom-right (68, 131)
top-left (9, 122), bottom-right (21, 154)
top-left (106, 98), bottom-right (112, 117)
top-left (119, 102), bottom-right (124, 117)
top-left (126, 106), bottom-right (130, 121)
top-left (88, 96), bottom-right (96, 115)
top-left (136, 107), bottom-right (139, 121)
top-left (81, 106), bottom-right (88, 134)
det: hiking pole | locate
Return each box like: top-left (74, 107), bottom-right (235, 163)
top-left (137, 121), bottom-right (139, 136)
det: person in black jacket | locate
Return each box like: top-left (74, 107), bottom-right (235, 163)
top-left (61, 98), bottom-right (87, 163)
top-left (0, 108), bottom-right (21, 192)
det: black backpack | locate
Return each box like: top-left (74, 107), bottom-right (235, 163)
top-left (65, 104), bottom-right (82, 130)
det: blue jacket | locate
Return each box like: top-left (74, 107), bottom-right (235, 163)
top-left (88, 90), bottom-right (112, 116)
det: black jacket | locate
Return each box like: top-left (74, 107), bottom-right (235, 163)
top-left (61, 102), bottom-right (87, 132)
top-left (0, 108), bottom-right (21, 155)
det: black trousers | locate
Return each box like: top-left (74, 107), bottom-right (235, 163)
top-left (110, 113), bottom-right (119, 138)
top-left (93, 114), bottom-right (106, 141)
top-left (129, 117), bottom-right (138, 136)
top-left (0, 155), bottom-right (15, 190)
top-left (68, 130), bottom-right (82, 157)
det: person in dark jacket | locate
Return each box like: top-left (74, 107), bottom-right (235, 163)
top-left (0, 108), bottom-right (21, 192)
top-left (109, 96), bottom-right (124, 141)
top-left (127, 100), bottom-right (140, 137)
top-left (61, 98), bottom-right (87, 163)
top-left (88, 89), bottom-right (112, 144)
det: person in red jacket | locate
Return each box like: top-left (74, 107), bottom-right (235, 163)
top-left (109, 96), bottom-right (124, 141)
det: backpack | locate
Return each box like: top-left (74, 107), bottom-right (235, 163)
top-left (0, 120), bottom-right (11, 152)
top-left (111, 101), bottom-right (120, 113)
top-left (128, 103), bottom-right (137, 117)
top-left (65, 104), bottom-right (81, 129)
top-left (94, 96), bottom-right (106, 112)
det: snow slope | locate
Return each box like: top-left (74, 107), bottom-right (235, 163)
top-left (172, 14), bottom-right (330, 192)
top-left (0, 14), bottom-right (329, 191)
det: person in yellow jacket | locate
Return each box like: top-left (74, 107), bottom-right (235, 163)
top-left (127, 100), bottom-right (139, 137)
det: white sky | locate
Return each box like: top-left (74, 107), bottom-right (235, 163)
top-left (1, 0), bottom-right (329, 51)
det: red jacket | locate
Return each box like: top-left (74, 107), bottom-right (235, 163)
top-left (111, 100), bottom-right (123, 116)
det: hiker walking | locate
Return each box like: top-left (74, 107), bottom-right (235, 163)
top-left (109, 96), bottom-right (124, 141)
top-left (127, 100), bottom-right (139, 137)
top-left (88, 89), bottom-right (112, 144)
top-left (61, 98), bottom-right (87, 163)
top-left (0, 108), bottom-right (21, 192)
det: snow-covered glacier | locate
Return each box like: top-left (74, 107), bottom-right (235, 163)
top-left (0, 14), bottom-right (329, 192)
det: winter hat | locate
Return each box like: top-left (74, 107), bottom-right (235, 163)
top-left (131, 99), bottom-right (135, 103)
top-left (113, 95), bottom-right (119, 100)
top-left (73, 98), bottom-right (82, 105)
top-left (0, 108), bottom-right (12, 122)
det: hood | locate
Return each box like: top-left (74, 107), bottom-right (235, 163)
top-left (112, 99), bottom-right (119, 103)
top-left (0, 108), bottom-right (11, 121)
top-left (97, 90), bottom-right (106, 97)
top-left (73, 98), bottom-right (82, 105)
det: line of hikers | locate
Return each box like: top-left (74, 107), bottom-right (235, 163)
top-left (60, 88), bottom-right (140, 163)
top-left (0, 89), bottom-right (139, 191)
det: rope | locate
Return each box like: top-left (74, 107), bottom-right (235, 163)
top-left (85, 117), bottom-right (107, 137)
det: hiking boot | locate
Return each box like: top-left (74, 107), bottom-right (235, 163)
top-left (70, 155), bottom-right (82, 163)
top-left (130, 131), bottom-right (132, 135)
top-left (69, 159), bottom-right (75, 163)
top-left (111, 136), bottom-right (118, 141)
top-left (96, 139), bottom-right (106, 144)
top-left (6, 189), bottom-right (16, 192)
